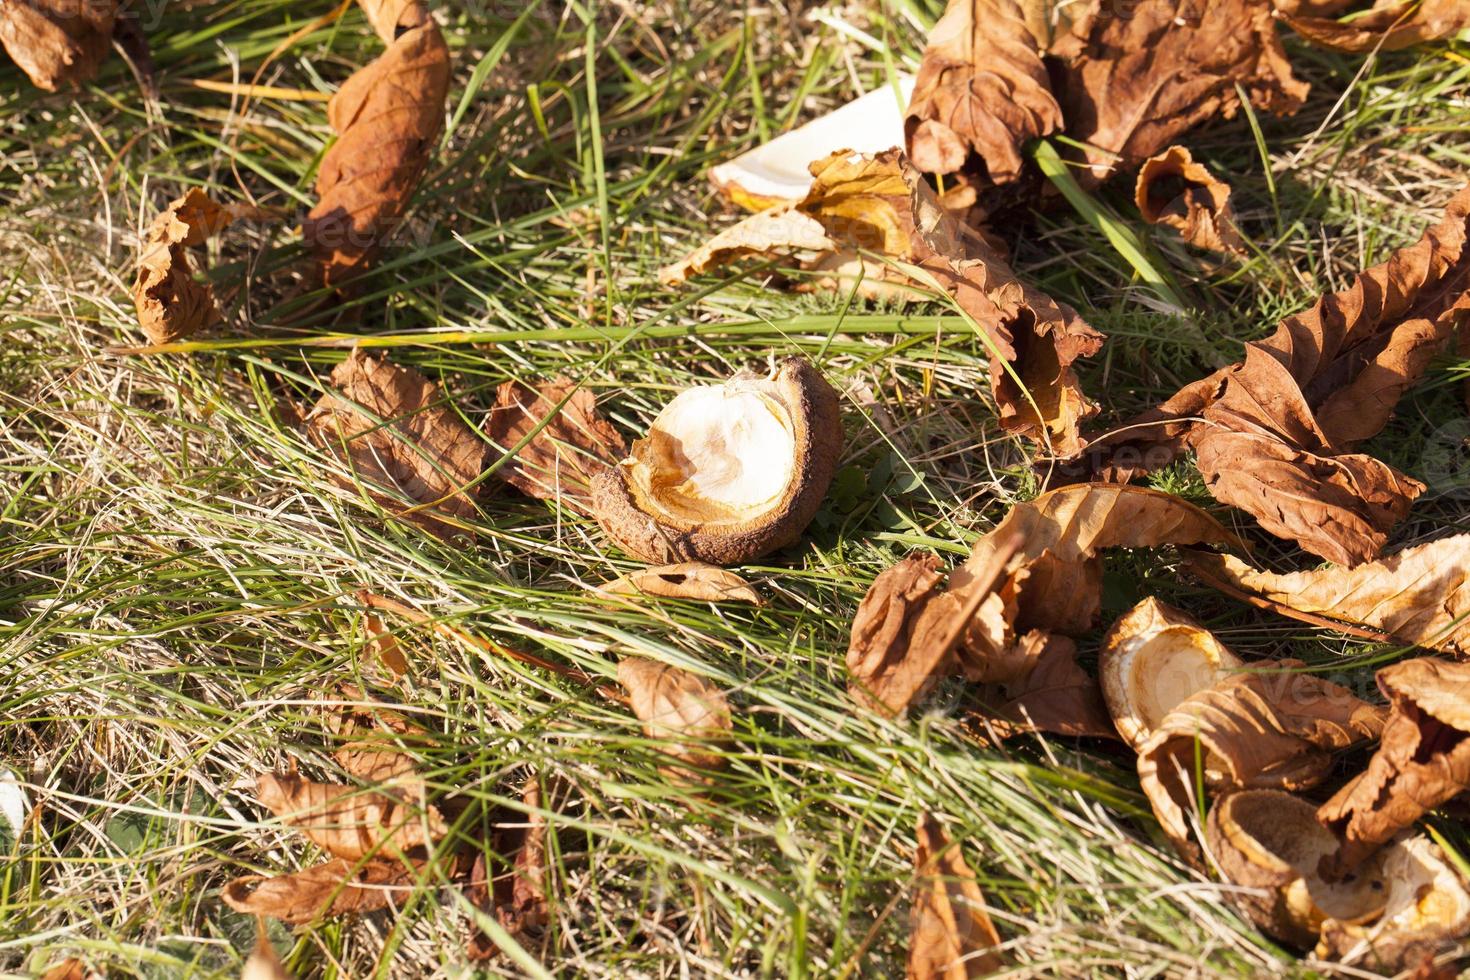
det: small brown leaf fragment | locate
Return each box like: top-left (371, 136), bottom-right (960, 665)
top-left (242, 918), bottom-right (291, 980)
top-left (1047, 0), bottom-right (1308, 182)
top-left (304, 351), bottom-right (484, 540)
top-left (326, 691), bottom-right (430, 791)
top-left (909, 813), bottom-right (1004, 978)
top-left (131, 189), bottom-right (272, 345)
top-left (617, 657), bottom-right (732, 777)
top-left (304, 0), bottom-right (450, 288)
top-left (599, 563), bottom-right (761, 605)
top-left (662, 150), bottom-right (1104, 455)
top-left (222, 858), bottom-right (412, 924)
top-left (1136, 146), bottom-right (1245, 255)
top-left (255, 771), bottom-right (448, 861)
top-left (1137, 663), bottom-right (1386, 859)
top-left (360, 610), bottom-right (409, 682)
top-left (904, 0), bottom-right (1063, 184)
top-left (468, 777), bottom-right (550, 961)
top-left (1071, 183), bottom-right (1470, 565)
top-left (1187, 539), bottom-right (1470, 657)
top-left (484, 377), bottom-right (626, 515)
top-left (0, 0), bottom-right (117, 91)
top-left (39, 959), bottom-right (91, 980)
top-left (1319, 658), bottom-right (1470, 877)
top-left (1283, 0), bottom-right (1470, 52)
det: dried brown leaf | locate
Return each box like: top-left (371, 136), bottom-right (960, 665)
top-left (304, 351), bottom-right (484, 540)
top-left (222, 858), bottom-right (412, 925)
top-left (0, 0), bottom-right (116, 91)
top-left (663, 150), bottom-right (1104, 454)
top-left (908, 813), bottom-right (1004, 979)
top-left (1137, 663), bottom-right (1385, 858)
top-left (1187, 538), bottom-right (1470, 657)
top-left (617, 657), bottom-right (732, 776)
top-left (1047, 0), bottom-right (1308, 181)
top-left (303, 1), bottom-right (450, 287)
top-left (599, 563), bottom-right (761, 605)
top-left (1319, 658), bottom-right (1470, 876)
top-left (1072, 183), bottom-right (1470, 565)
top-left (1135, 146), bottom-right (1245, 254)
top-left (483, 377), bottom-right (626, 515)
top-left (468, 777), bottom-right (550, 961)
top-left (974, 631), bottom-right (1118, 740)
top-left (848, 484), bottom-right (1232, 724)
top-left (904, 0), bottom-right (1062, 184)
top-left (361, 610), bottom-right (409, 682)
top-left (326, 691), bottom-right (430, 791)
top-left (131, 189), bottom-right (272, 345)
top-left (255, 771), bottom-right (448, 861)
top-left (1283, 0), bottom-right (1470, 52)
top-left (39, 959), bottom-right (91, 980)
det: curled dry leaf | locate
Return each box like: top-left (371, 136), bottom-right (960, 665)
top-left (599, 563), bottom-right (761, 605)
top-left (1319, 658), bottom-right (1470, 877)
top-left (1099, 597), bottom-right (1246, 751)
top-left (1283, 0), bottom-right (1470, 52)
top-left (1316, 835), bottom-right (1470, 972)
top-left (39, 959), bottom-right (91, 980)
top-left (223, 857), bottom-right (412, 925)
top-left (1047, 0), bottom-right (1307, 182)
top-left (304, 0), bottom-right (450, 287)
top-left (131, 189), bottom-right (272, 345)
top-left (617, 657), bottom-right (733, 777)
top-left (848, 484), bottom-right (1233, 724)
top-left (1207, 789), bottom-right (1393, 949)
top-left (662, 151), bottom-right (1103, 455)
top-left (1135, 146), bottom-right (1245, 255)
top-left (1187, 538), bottom-right (1470, 657)
top-left (1137, 663), bottom-right (1385, 858)
top-left (484, 376), bottom-right (626, 516)
top-left (903, 0), bottom-right (1062, 185)
top-left (909, 813), bottom-right (1004, 979)
top-left (304, 351), bottom-right (484, 540)
top-left (255, 771), bottom-right (448, 861)
top-left (0, 0), bottom-right (117, 91)
top-left (591, 357), bottom-right (841, 566)
top-left (468, 777), bottom-right (550, 960)
top-left (1075, 183), bottom-right (1470, 565)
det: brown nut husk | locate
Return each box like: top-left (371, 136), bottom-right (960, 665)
top-left (1316, 834), bottom-right (1470, 972)
top-left (1207, 790), bottom-right (1390, 949)
top-left (591, 357), bottom-right (841, 566)
top-left (1099, 597), bottom-right (1245, 751)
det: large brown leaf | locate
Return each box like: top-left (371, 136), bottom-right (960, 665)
top-left (131, 190), bottom-right (272, 345)
top-left (904, 0), bottom-right (1062, 184)
top-left (909, 813), bottom-right (1004, 979)
top-left (303, 0), bottom-right (450, 287)
top-left (1283, 0), bottom-right (1470, 51)
top-left (617, 657), bottom-right (733, 778)
top-left (973, 631), bottom-right (1118, 741)
top-left (0, 0), bottom-right (116, 91)
top-left (483, 376), bottom-right (626, 515)
top-left (304, 351), bottom-right (484, 540)
top-left (662, 150), bottom-right (1104, 454)
top-left (255, 771), bottom-right (448, 861)
top-left (1187, 537), bottom-right (1470, 656)
top-left (1047, 0), bottom-right (1308, 182)
top-left (1137, 663), bottom-right (1385, 858)
top-left (1135, 146), bottom-right (1245, 255)
top-left (222, 857), bottom-right (413, 924)
top-left (1071, 183), bottom-right (1470, 565)
top-left (1319, 658), bottom-right (1470, 876)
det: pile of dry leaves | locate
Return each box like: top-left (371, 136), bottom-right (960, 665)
top-left (17, 0), bottom-right (1470, 975)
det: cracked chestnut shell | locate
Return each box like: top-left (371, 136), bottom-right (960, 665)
top-left (591, 357), bottom-right (842, 566)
